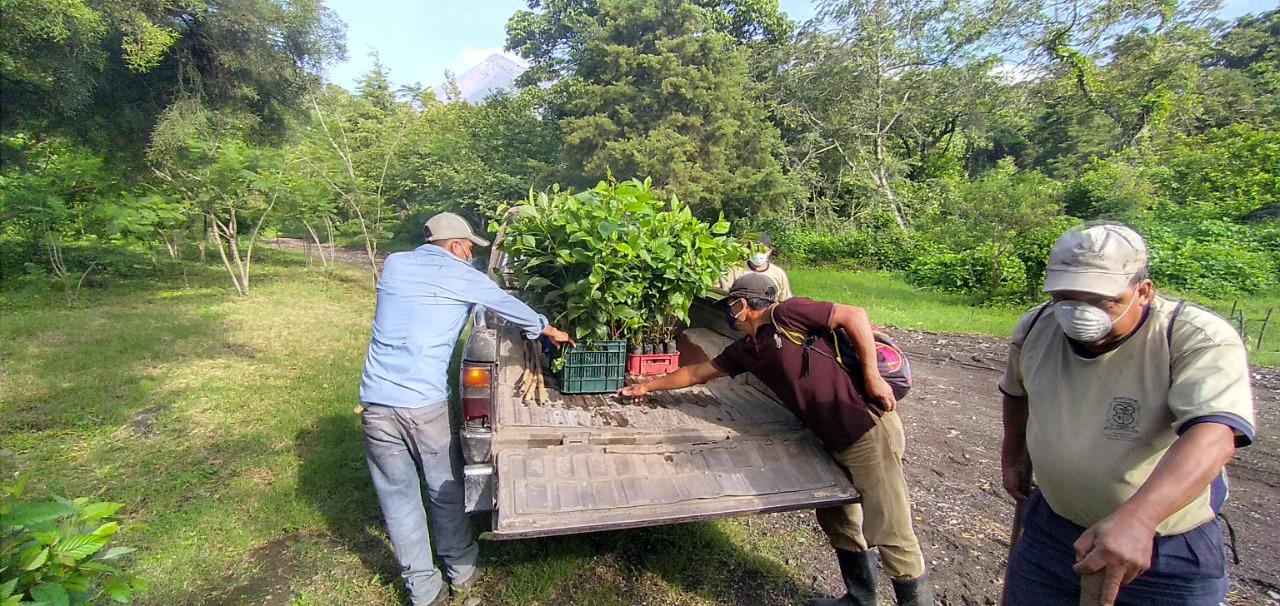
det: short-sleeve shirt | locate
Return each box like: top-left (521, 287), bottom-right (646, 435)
top-left (719, 263), bottom-right (793, 301)
top-left (711, 297), bottom-right (875, 451)
top-left (999, 296), bottom-right (1256, 535)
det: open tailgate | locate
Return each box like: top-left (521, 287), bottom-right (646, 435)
top-left (490, 430), bottom-right (858, 539)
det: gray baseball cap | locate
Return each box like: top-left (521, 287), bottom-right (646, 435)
top-left (1044, 224), bottom-right (1148, 298)
top-left (425, 212), bottom-right (490, 247)
top-left (727, 272), bottom-right (779, 303)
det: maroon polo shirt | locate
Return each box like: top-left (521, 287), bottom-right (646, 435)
top-left (711, 297), bottom-right (876, 452)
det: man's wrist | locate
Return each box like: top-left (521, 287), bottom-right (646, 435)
top-left (1113, 500), bottom-right (1161, 532)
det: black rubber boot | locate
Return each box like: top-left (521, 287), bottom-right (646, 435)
top-left (810, 549), bottom-right (878, 606)
top-left (891, 573), bottom-right (936, 606)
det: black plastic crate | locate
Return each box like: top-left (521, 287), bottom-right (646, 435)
top-left (557, 340), bottom-right (627, 394)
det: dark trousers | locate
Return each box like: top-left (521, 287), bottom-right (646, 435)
top-left (1005, 490), bottom-right (1228, 606)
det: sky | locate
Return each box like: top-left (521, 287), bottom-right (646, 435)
top-left (321, 0), bottom-right (817, 89)
top-left (321, 0), bottom-right (1274, 90)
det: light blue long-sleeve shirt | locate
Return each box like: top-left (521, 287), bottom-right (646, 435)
top-left (359, 244), bottom-right (548, 408)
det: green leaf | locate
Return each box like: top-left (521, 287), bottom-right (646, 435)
top-left (24, 546), bottom-right (49, 570)
top-left (30, 583), bottom-right (68, 606)
top-left (3, 501), bottom-right (75, 528)
top-left (77, 502), bottom-right (123, 523)
top-left (97, 546), bottom-right (136, 561)
top-left (104, 577), bottom-right (133, 603)
top-left (55, 531), bottom-right (110, 560)
top-left (0, 578), bottom-right (17, 598)
top-left (78, 561), bottom-right (124, 574)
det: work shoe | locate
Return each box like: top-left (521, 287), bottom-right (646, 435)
top-left (891, 573), bottom-right (936, 606)
top-left (418, 588), bottom-right (448, 606)
top-left (810, 548), bottom-right (878, 606)
top-left (450, 561), bottom-right (485, 595)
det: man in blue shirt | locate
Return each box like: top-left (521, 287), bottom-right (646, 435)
top-left (359, 212), bottom-right (572, 606)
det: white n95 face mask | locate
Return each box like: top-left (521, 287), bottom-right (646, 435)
top-left (1053, 296), bottom-right (1135, 343)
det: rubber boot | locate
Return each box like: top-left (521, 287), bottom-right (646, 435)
top-left (891, 573), bottom-right (936, 606)
top-left (810, 549), bottom-right (878, 606)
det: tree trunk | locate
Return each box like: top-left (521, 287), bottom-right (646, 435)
top-left (241, 194), bottom-right (277, 292)
top-left (208, 217), bottom-right (246, 296)
top-left (323, 216), bottom-right (336, 265)
top-left (303, 220), bottom-right (328, 267)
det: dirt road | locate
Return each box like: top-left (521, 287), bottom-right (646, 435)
top-left (270, 237), bottom-right (1278, 605)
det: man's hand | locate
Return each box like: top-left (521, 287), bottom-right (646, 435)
top-left (542, 325), bottom-right (575, 349)
top-left (617, 382), bottom-right (650, 402)
top-left (865, 374), bottom-right (897, 414)
top-left (1072, 510), bottom-right (1157, 606)
top-left (1000, 446), bottom-right (1032, 503)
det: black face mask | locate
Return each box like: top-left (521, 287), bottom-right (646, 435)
top-left (725, 300), bottom-right (745, 331)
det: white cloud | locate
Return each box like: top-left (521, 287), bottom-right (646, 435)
top-left (447, 48), bottom-right (529, 74)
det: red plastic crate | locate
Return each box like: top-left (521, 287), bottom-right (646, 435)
top-left (626, 353), bottom-right (680, 376)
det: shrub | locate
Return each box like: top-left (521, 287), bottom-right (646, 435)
top-left (497, 178), bottom-right (741, 345)
top-left (1063, 158), bottom-right (1159, 220)
top-left (1, 479), bottom-right (145, 604)
top-left (906, 244), bottom-right (1028, 297)
top-left (1137, 218), bottom-right (1278, 295)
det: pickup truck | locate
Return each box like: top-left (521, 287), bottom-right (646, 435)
top-left (456, 243), bottom-right (859, 539)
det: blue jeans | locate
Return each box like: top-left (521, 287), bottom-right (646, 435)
top-left (362, 403), bottom-right (479, 605)
top-left (1006, 491), bottom-right (1228, 606)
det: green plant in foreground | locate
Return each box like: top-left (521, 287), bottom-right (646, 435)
top-left (1, 478), bottom-right (145, 605)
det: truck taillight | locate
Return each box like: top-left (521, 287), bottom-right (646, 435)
top-left (462, 364), bottom-right (493, 423)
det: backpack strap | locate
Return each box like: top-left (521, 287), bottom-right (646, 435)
top-left (769, 306), bottom-right (837, 377)
top-left (1018, 301), bottom-right (1054, 346)
top-left (1166, 299), bottom-right (1186, 373)
top-left (1167, 299), bottom-right (1186, 347)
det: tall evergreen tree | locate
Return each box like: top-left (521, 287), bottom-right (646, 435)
top-left (507, 0), bottom-right (797, 218)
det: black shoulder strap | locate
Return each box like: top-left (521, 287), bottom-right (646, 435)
top-left (1167, 299), bottom-right (1186, 347)
top-left (1166, 299), bottom-right (1186, 375)
top-left (1023, 302), bottom-right (1053, 342)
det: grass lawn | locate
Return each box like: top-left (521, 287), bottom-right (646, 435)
top-left (789, 268), bottom-right (1280, 367)
top-left (0, 253), bottom-right (820, 606)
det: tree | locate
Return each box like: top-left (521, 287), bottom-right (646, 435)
top-left (508, 0), bottom-right (798, 218)
top-left (1, 0), bottom-right (345, 158)
top-left (506, 0), bottom-right (792, 85)
top-left (151, 132), bottom-right (292, 296)
top-left (775, 0), bottom-right (1015, 228)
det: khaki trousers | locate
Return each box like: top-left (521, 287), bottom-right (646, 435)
top-left (816, 411), bottom-right (927, 580)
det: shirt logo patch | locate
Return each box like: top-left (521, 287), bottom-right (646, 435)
top-left (1103, 397), bottom-right (1141, 441)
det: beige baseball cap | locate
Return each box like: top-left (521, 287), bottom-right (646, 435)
top-left (1044, 224), bottom-right (1148, 297)
top-left (425, 212), bottom-right (490, 247)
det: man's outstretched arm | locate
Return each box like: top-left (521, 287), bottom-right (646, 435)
top-left (618, 362), bottom-right (727, 400)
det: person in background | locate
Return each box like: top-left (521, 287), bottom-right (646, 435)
top-left (719, 232), bottom-right (793, 300)
top-left (358, 212), bottom-right (573, 606)
top-left (999, 223), bottom-right (1255, 606)
top-left (621, 273), bottom-right (933, 606)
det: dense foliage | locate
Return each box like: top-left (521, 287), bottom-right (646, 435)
top-left (498, 179), bottom-right (741, 343)
top-left (1, 0), bottom-right (1277, 305)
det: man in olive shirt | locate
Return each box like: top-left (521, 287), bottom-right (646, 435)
top-left (621, 273), bottom-right (933, 606)
top-left (718, 232), bottom-right (793, 300)
top-left (1000, 224), bottom-right (1255, 605)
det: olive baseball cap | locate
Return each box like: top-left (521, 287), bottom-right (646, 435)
top-left (1044, 224), bottom-right (1148, 298)
top-left (425, 212), bottom-right (490, 247)
top-left (726, 273), bottom-right (779, 303)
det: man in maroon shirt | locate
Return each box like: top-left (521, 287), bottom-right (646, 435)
top-left (619, 273), bottom-right (933, 606)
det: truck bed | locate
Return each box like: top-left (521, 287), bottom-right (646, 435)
top-left (483, 326), bottom-right (859, 538)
